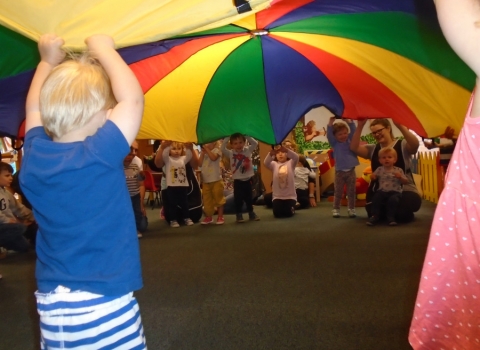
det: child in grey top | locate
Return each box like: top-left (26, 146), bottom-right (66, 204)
top-left (367, 147), bottom-right (408, 226)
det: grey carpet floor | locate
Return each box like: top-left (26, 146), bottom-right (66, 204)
top-left (0, 200), bottom-right (435, 350)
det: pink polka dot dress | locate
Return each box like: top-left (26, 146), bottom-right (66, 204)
top-left (409, 99), bottom-right (480, 349)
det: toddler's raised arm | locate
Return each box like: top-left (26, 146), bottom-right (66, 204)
top-left (26, 34), bottom-right (65, 132)
top-left (86, 35), bottom-right (144, 143)
top-left (435, 0), bottom-right (480, 117)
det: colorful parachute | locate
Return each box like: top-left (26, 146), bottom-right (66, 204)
top-left (0, 0), bottom-right (273, 139)
top-left (0, 0), bottom-right (475, 144)
top-left (123, 0), bottom-right (475, 144)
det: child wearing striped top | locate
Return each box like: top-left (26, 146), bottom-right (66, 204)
top-left (20, 34), bottom-right (146, 349)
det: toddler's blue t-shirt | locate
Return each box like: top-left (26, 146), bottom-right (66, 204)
top-left (20, 121), bottom-right (143, 295)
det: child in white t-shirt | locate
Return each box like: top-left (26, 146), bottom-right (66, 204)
top-left (221, 133), bottom-right (260, 223)
top-left (162, 141), bottom-right (193, 228)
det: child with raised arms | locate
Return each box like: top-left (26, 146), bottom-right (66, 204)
top-left (20, 34), bottom-right (146, 348)
top-left (161, 141), bottom-right (194, 228)
top-left (199, 140), bottom-right (226, 225)
top-left (221, 133), bottom-right (260, 222)
top-left (327, 117), bottom-right (359, 218)
top-left (264, 145), bottom-right (299, 218)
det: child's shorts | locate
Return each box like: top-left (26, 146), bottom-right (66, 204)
top-left (36, 286), bottom-right (146, 349)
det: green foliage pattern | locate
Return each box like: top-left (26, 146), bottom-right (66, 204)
top-left (294, 123), bottom-right (329, 154)
top-left (294, 121), bottom-right (377, 154)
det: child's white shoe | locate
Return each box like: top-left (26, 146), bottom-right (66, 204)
top-left (348, 209), bottom-right (356, 218)
top-left (332, 209), bottom-right (340, 218)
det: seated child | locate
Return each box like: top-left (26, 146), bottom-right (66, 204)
top-left (264, 145), bottom-right (299, 218)
top-left (295, 155), bottom-right (316, 209)
top-left (199, 141), bottom-right (226, 225)
top-left (367, 147), bottom-right (408, 226)
top-left (0, 162), bottom-right (35, 252)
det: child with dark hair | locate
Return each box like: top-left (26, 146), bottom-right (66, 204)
top-left (124, 140), bottom-right (147, 238)
top-left (295, 154), bottom-right (316, 209)
top-left (264, 146), bottom-right (299, 218)
top-left (221, 133), bottom-right (260, 222)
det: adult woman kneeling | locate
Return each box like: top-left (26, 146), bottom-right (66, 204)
top-left (350, 119), bottom-right (422, 223)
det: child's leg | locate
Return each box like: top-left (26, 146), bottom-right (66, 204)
top-left (242, 179), bottom-right (254, 213)
top-left (0, 223), bottom-right (30, 252)
top-left (333, 171), bottom-right (346, 209)
top-left (345, 168), bottom-right (357, 210)
top-left (23, 221), bottom-right (38, 246)
top-left (263, 192), bottom-right (273, 208)
top-left (165, 187), bottom-right (178, 222)
top-left (386, 192), bottom-right (402, 222)
top-left (272, 199), bottom-right (296, 218)
top-left (295, 188), bottom-right (309, 209)
top-left (131, 194), bottom-right (147, 233)
top-left (371, 191), bottom-right (387, 218)
top-left (212, 180), bottom-right (226, 217)
top-left (176, 187), bottom-right (190, 220)
top-left (36, 289), bottom-right (146, 349)
top-left (202, 183), bottom-right (215, 217)
top-left (233, 180), bottom-right (244, 214)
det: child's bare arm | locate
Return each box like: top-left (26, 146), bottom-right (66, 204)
top-left (154, 140), bottom-right (170, 168)
top-left (26, 34), bottom-right (65, 133)
top-left (198, 149), bottom-right (205, 165)
top-left (85, 35), bottom-right (144, 144)
top-left (203, 146), bottom-right (219, 161)
top-left (435, 0), bottom-right (480, 116)
top-left (245, 136), bottom-right (258, 151)
top-left (350, 118), bottom-right (369, 158)
top-left (220, 137), bottom-right (231, 157)
top-left (184, 143), bottom-right (193, 165)
top-left (185, 143), bottom-right (199, 169)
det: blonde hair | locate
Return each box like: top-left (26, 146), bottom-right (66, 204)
top-left (40, 52), bottom-right (116, 139)
top-left (378, 147), bottom-right (397, 158)
top-left (205, 140), bottom-right (220, 149)
top-left (170, 141), bottom-right (186, 156)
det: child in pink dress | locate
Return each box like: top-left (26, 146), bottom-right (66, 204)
top-left (409, 1), bottom-right (480, 348)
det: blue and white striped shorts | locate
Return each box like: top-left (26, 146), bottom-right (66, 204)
top-left (36, 286), bottom-right (147, 349)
